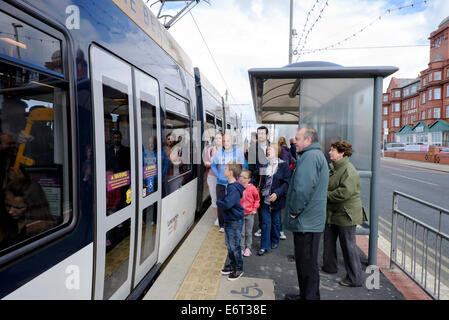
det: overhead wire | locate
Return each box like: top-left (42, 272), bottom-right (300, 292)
top-left (300, 44), bottom-right (429, 52)
top-left (295, 0), bottom-right (329, 61)
top-left (187, 10), bottom-right (237, 104)
top-left (293, 0), bottom-right (321, 55)
top-left (296, 0), bottom-right (431, 60)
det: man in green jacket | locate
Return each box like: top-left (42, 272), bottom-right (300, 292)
top-left (284, 127), bottom-right (329, 300)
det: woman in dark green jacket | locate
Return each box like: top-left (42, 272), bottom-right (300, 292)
top-left (320, 141), bottom-right (366, 287)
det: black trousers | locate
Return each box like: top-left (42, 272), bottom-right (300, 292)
top-left (323, 224), bottom-right (363, 286)
top-left (293, 232), bottom-right (321, 300)
top-left (216, 184), bottom-right (226, 228)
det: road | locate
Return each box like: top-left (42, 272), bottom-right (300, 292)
top-left (377, 158), bottom-right (449, 296)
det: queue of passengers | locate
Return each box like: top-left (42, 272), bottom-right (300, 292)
top-left (203, 126), bottom-right (367, 300)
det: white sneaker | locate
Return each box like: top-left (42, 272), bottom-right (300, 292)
top-left (254, 229), bottom-right (261, 237)
top-left (214, 218), bottom-right (219, 226)
top-left (280, 231), bottom-right (287, 240)
top-left (219, 228), bottom-right (225, 233)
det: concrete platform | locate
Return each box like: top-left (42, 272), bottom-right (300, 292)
top-left (144, 204), bottom-right (433, 300)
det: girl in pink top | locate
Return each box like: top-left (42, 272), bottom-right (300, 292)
top-left (239, 170), bottom-right (260, 256)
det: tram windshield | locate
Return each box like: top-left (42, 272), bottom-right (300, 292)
top-left (0, 10), bottom-right (62, 74)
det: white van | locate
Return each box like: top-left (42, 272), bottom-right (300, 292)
top-left (385, 143), bottom-right (405, 151)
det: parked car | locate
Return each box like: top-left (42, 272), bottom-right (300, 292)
top-left (385, 143), bottom-right (406, 151)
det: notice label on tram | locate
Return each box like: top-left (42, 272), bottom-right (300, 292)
top-left (107, 170), bottom-right (130, 191)
top-left (144, 164), bottom-right (157, 179)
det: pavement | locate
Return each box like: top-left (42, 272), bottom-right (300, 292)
top-left (381, 155), bottom-right (449, 173)
top-left (144, 156), bottom-right (447, 301)
top-left (144, 188), bottom-right (434, 300)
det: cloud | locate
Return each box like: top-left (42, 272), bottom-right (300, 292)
top-left (157, 0), bottom-right (449, 126)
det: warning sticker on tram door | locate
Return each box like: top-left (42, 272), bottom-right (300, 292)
top-left (107, 170), bottom-right (130, 191)
top-left (143, 164), bottom-right (157, 179)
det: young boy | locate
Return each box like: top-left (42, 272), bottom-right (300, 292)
top-left (216, 161), bottom-right (245, 281)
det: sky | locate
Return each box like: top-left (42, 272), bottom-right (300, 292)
top-left (147, 0), bottom-right (449, 131)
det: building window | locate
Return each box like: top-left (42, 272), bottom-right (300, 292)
top-left (383, 120), bottom-right (388, 129)
top-left (428, 108), bottom-right (432, 119)
top-left (383, 107), bottom-right (388, 115)
top-left (429, 89), bottom-right (432, 101)
top-left (422, 92), bottom-right (426, 104)
top-left (395, 103), bottom-right (400, 112)
top-left (422, 111), bottom-right (425, 120)
top-left (395, 91), bottom-right (400, 98)
top-left (434, 71), bottom-right (441, 81)
top-left (434, 108), bottom-right (441, 118)
top-left (423, 78), bottom-right (426, 86)
top-left (432, 132), bottom-right (442, 146)
top-left (383, 95), bottom-right (388, 102)
top-left (434, 87), bottom-right (441, 99)
top-left (394, 118), bottom-right (400, 127)
top-left (429, 73), bottom-right (432, 82)
top-left (446, 85), bottom-right (449, 97)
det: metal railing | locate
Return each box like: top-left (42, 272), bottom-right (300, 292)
top-left (390, 191), bottom-right (449, 300)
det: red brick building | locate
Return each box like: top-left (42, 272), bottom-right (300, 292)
top-left (383, 16), bottom-right (449, 147)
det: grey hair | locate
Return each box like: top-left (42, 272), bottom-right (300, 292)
top-left (302, 127), bottom-right (319, 143)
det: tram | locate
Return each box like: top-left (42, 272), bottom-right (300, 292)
top-left (0, 0), bottom-right (241, 299)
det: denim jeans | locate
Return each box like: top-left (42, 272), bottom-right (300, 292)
top-left (260, 203), bottom-right (281, 250)
top-left (224, 219), bottom-right (244, 271)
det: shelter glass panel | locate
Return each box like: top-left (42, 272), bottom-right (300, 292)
top-left (299, 78), bottom-right (374, 171)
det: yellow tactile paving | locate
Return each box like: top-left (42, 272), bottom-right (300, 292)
top-left (174, 226), bottom-right (228, 300)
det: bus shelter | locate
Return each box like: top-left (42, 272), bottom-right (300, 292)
top-left (248, 61), bottom-right (398, 265)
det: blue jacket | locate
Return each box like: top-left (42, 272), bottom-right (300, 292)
top-left (216, 181), bottom-right (245, 221)
top-left (254, 160), bottom-right (290, 211)
top-left (211, 146), bottom-right (247, 185)
top-left (284, 142), bottom-right (329, 233)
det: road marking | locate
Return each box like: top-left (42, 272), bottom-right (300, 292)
top-left (381, 164), bottom-right (438, 174)
top-left (391, 173), bottom-right (439, 186)
top-left (381, 159), bottom-right (449, 174)
top-left (381, 164), bottom-right (410, 172)
top-left (378, 216), bottom-right (449, 274)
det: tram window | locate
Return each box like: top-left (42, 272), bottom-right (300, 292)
top-left (0, 10), bottom-right (62, 74)
top-left (0, 61), bottom-right (70, 253)
top-left (216, 117), bottom-right (222, 129)
top-left (140, 202), bottom-right (157, 264)
top-left (103, 78), bottom-right (131, 215)
top-left (140, 92), bottom-right (159, 197)
top-left (104, 218), bottom-right (130, 300)
top-left (164, 111), bottom-right (191, 182)
top-left (206, 113), bottom-right (215, 127)
top-left (203, 112), bottom-right (216, 149)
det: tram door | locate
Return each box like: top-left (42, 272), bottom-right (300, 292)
top-left (91, 46), bottom-right (137, 300)
top-left (132, 70), bottom-right (162, 286)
